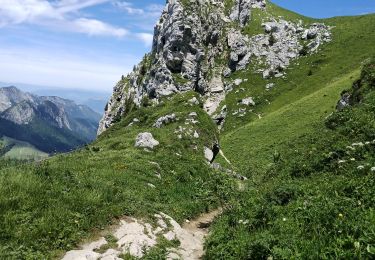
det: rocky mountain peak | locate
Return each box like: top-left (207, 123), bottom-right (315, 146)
top-left (0, 86), bottom-right (101, 144)
top-left (98, 0), bottom-right (331, 135)
top-left (0, 86), bottom-right (35, 112)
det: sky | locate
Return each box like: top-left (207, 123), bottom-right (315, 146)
top-left (0, 0), bottom-right (374, 93)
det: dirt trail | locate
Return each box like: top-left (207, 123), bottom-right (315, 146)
top-left (167, 208), bottom-right (222, 259)
top-left (62, 209), bottom-right (222, 260)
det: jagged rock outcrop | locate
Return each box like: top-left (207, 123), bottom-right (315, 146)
top-left (230, 0), bottom-right (266, 27)
top-left (98, 0), bottom-right (331, 135)
top-left (153, 113), bottom-right (177, 128)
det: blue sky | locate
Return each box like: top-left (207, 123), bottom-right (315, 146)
top-left (0, 0), bottom-right (374, 92)
top-left (272, 0), bottom-right (375, 18)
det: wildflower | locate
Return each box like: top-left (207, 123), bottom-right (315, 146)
top-left (338, 213), bottom-right (343, 218)
top-left (283, 218), bottom-right (287, 222)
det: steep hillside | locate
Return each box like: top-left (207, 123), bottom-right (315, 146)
top-left (0, 92), bottom-right (235, 258)
top-left (206, 57), bottom-right (375, 259)
top-left (0, 0), bottom-right (374, 259)
top-left (0, 87), bottom-right (101, 158)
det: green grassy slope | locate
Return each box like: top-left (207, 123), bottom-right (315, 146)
top-left (221, 70), bottom-right (359, 176)
top-left (205, 57), bottom-right (375, 259)
top-left (0, 136), bottom-right (48, 161)
top-left (222, 11), bottom-right (375, 134)
top-left (203, 3), bottom-right (375, 258)
top-left (0, 2), bottom-right (374, 259)
top-left (0, 93), bottom-right (235, 259)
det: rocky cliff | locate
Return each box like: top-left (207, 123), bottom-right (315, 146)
top-left (98, 0), bottom-right (331, 135)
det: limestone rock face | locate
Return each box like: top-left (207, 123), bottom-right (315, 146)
top-left (98, 0), bottom-right (331, 135)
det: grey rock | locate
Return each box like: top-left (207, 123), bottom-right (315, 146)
top-left (153, 113), bottom-right (177, 128)
top-left (266, 83), bottom-right (275, 90)
top-left (213, 105), bottom-right (227, 130)
top-left (223, 68), bottom-right (232, 77)
top-left (234, 79), bottom-right (243, 86)
top-left (188, 97), bottom-right (199, 105)
top-left (230, 0), bottom-right (266, 27)
top-left (241, 97), bottom-right (255, 106)
top-left (336, 92), bottom-right (351, 111)
top-left (189, 112), bottom-right (198, 117)
top-left (135, 133), bottom-right (159, 149)
top-left (204, 146), bottom-right (214, 162)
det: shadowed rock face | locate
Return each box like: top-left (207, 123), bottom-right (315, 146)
top-left (98, 0), bottom-right (331, 135)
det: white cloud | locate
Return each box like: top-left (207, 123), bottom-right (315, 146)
top-left (113, 1), bottom-right (144, 15)
top-left (136, 33), bottom-right (153, 47)
top-left (113, 1), bottom-right (164, 20)
top-left (74, 18), bottom-right (128, 37)
top-left (0, 0), bottom-right (59, 25)
top-left (0, 0), bottom-right (127, 38)
top-left (0, 46), bottom-right (138, 91)
top-left (55, 0), bottom-right (110, 14)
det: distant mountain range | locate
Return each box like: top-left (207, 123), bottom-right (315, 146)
top-left (0, 81), bottom-right (110, 114)
top-left (0, 86), bottom-right (101, 159)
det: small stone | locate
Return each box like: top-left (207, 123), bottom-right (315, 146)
top-left (189, 112), bottom-right (198, 117)
top-left (223, 68), bottom-right (232, 77)
top-left (204, 147), bottom-right (214, 162)
top-left (266, 83), bottom-right (275, 90)
top-left (241, 97), bottom-right (255, 106)
top-left (234, 79), bottom-right (243, 86)
top-left (357, 165), bottom-right (365, 170)
top-left (188, 97), bottom-right (199, 105)
top-left (193, 131), bottom-right (199, 138)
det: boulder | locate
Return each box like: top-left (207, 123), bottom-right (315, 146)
top-left (135, 133), bottom-right (159, 149)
